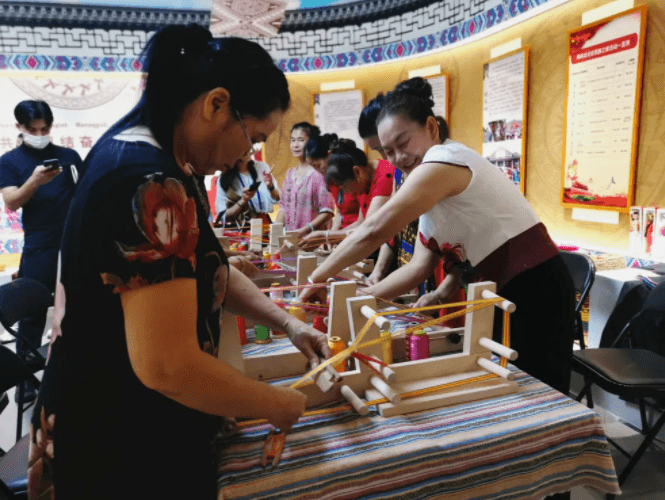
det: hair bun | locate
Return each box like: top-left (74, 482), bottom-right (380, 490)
top-left (330, 138), bottom-right (357, 155)
top-left (393, 77), bottom-right (434, 108)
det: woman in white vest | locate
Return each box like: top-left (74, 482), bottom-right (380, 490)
top-left (302, 77), bottom-right (575, 395)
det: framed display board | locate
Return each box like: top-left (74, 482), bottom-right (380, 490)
top-left (425, 73), bottom-right (450, 124)
top-left (481, 47), bottom-right (530, 194)
top-left (561, 5), bottom-right (648, 211)
top-left (313, 89), bottom-right (365, 150)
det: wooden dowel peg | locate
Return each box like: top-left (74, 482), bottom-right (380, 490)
top-left (477, 357), bottom-right (516, 381)
top-left (369, 376), bottom-right (401, 404)
top-left (340, 385), bottom-right (369, 416)
top-left (313, 370), bottom-right (334, 393)
top-left (356, 261), bottom-right (369, 270)
top-left (370, 355), bottom-right (396, 383)
top-left (352, 270), bottom-right (367, 281)
top-left (481, 290), bottom-right (516, 313)
top-left (360, 305), bottom-right (391, 332)
top-left (478, 337), bottom-right (518, 361)
top-left (323, 362), bottom-right (343, 383)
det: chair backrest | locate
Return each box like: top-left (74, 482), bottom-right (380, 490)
top-left (0, 279), bottom-right (53, 331)
top-left (628, 280), bottom-right (665, 358)
top-left (559, 251), bottom-right (596, 311)
top-left (0, 345), bottom-right (40, 395)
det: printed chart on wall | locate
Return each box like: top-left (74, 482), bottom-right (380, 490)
top-left (0, 72), bottom-right (143, 250)
top-left (482, 47), bottom-right (529, 194)
top-left (313, 89), bottom-right (364, 151)
top-left (561, 5), bottom-right (647, 211)
top-left (425, 74), bottom-right (450, 124)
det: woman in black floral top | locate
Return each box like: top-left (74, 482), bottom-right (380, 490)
top-left (28, 25), bottom-right (331, 500)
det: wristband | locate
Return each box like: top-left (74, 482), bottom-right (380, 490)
top-left (306, 222), bottom-right (315, 233)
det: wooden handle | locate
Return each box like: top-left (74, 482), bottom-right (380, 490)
top-left (478, 337), bottom-right (518, 361)
top-left (340, 385), bottom-right (369, 416)
top-left (481, 290), bottom-right (516, 313)
top-left (370, 376), bottom-right (401, 404)
top-left (360, 305), bottom-right (391, 332)
top-left (477, 357), bottom-right (516, 381)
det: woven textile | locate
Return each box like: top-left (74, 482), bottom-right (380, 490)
top-left (216, 368), bottom-right (620, 500)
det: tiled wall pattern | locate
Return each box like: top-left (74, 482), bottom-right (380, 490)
top-left (0, 0), bottom-right (555, 72)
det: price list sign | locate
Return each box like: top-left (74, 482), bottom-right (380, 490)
top-left (561, 5), bottom-right (647, 211)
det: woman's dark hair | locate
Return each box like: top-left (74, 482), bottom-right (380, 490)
top-left (358, 94), bottom-right (387, 139)
top-left (303, 133), bottom-right (338, 160)
top-left (325, 139), bottom-right (368, 187)
top-left (14, 100), bottom-right (53, 128)
top-left (377, 77), bottom-right (449, 142)
top-left (220, 158), bottom-right (258, 193)
top-left (98, 25), bottom-right (290, 154)
top-left (291, 122), bottom-right (320, 139)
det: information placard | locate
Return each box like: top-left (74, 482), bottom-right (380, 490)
top-left (313, 89), bottom-right (364, 151)
top-left (482, 47), bottom-right (529, 194)
top-left (561, 5), bottom-right (647, 211)
top-left (425, 74), bottom-right (450, 124)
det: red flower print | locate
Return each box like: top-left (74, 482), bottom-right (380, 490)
top-left (419, 234), bottom-right (466, 273)
top-left (101, 273), bottom-right (150, 294)
top-left (119, 177), bottom-right (199, 269)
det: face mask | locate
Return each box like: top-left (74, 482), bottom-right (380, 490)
top-left (22, 133), bottom-right (51, 150)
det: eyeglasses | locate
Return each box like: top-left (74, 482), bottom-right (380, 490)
top-left (234, 110), bottom-right (254, 157)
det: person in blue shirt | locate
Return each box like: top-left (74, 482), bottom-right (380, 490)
top-left (0, 100), bottom-right (82, 401)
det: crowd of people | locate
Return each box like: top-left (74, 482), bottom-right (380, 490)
top-left (0, 24), bottom-right (574, 500)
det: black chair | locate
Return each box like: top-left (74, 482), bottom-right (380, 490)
top-left (0, 279), bottom-right (52, 443)
top-left (560, 251), bottom-right (596, 349)
top-left (0, 344), bottom-right (40, 498)
top-left (0, 279), bottom-right (53, 374)
top-left (573, 280), bottom-right (665, 487)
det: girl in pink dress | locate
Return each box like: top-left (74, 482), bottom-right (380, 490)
top-left (275, 122), bottom-right (334, 237)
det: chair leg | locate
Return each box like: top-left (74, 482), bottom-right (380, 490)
top-left (577, 379), bottom-right (595, 408)
top-left (639, 398), bottom-right (650, 435)
top-left (15, 384), bottom-right (23, 442)
top-left (618, 410), bottom-right (665, 485)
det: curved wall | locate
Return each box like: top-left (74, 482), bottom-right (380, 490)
top-left (265, 0), bottom-right (665, 251)
top-left (253, 0), bottom-right (559, 72)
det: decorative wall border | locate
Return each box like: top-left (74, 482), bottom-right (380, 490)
top-left (0, 0), bottom-right (559, 73)
top-left (0, 2), bottom-right (209, 31)
top-left (280, 0), bottom-right (441, 32)
top-left (259, 0), bottom-right (554, 72)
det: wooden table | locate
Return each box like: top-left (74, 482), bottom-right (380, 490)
top-left (215, 366), bottom-right (620, 500)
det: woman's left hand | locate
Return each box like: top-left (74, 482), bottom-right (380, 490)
top-left (286, 324), bottom-right (332, 368)
top-left (298, 230), bottom-right (325, 251)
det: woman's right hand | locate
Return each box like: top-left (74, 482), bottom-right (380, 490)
top-left (267, 386), bottom-right (307, 433)
top-left (241, 187), bottom-right (257, 203)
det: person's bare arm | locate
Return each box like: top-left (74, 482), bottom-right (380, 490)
top-left (121, 278), bottom-right (306, 432)
top-left (2, 165), bottom-right (62, 211)
top-left (303, 162), bottom-right (471, 293)
top-left (296, 211), bottom-right (333, 238)
top-left (414, 266), bottom-right (462, 309)
top-left (363, 237), bottom-right (439, 300)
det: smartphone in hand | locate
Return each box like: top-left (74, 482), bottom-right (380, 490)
top-left (248, 180), bottom-right (261, 191)
top-left (43, 159), bottom-right (60, 171)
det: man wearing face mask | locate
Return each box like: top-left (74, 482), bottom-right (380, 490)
top-left (0, 100), bottom-right (82, 401)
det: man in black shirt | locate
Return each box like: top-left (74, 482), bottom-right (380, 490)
top-left (0, 100), bottom-right (82, 401)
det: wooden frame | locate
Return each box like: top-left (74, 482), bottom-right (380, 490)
top-left (219, 248), bottom-right (519, 415)
top-left (481, 46), bottom-right (530, 195)
top-left (312, 88), bottom-right (366, 152)
top-left (560, 5), bottom-right (648, 212)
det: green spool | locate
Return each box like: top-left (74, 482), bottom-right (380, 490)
top-left (254, 325), bottom-right (272, 344)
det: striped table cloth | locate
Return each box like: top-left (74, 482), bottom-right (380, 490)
top-left (215, 369), bottom-right (620, 500)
